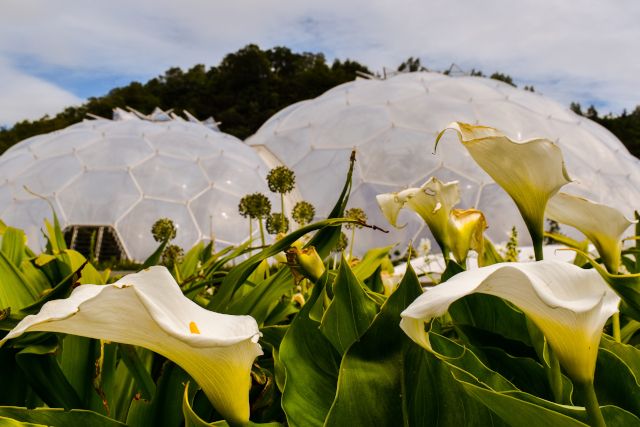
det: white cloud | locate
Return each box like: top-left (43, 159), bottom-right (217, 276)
top-left (0, 60), bottom-right (82, 127)
top-left (0, 0), bottom-right (638, 125)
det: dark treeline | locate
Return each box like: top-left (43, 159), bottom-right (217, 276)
top-left (0, 45), bottom-right (370, 152)
top-left (1, 45), bottom-right (638, 159)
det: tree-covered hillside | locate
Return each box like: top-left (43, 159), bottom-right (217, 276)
top-left (0, 45), bottom-right (370, 152)
top-left (1, 45), bottom-right (638, 159)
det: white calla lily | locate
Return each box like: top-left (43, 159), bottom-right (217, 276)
top-left (400, 261), bottom-right (619, 384)
top-left (376, 177), bottom-right (460, 257)
top-left (546, 192), bottom-right (637, 273)
top-left (448, 208), bottom-right (487, 264)
top-left (437, 122), bottom-right (572, 259)
top-left (0, 266), bottom-right (262, 426)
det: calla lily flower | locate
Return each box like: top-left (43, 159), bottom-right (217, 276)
top-left (400, 261), bottom-right (619, 383)
top-left (546, 192), bottom-right (637, 273)
top-left (0, 266), bottom-right (262, 426)
top-left (376, 178), bottom-right (486, 264)
top-left (436, 122), bottom-right (572, 259)
top-left (376, 177), bottom-right (460, 258)
top-left (448, 208), bottom-right (487, 264)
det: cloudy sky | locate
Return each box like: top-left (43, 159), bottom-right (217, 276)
top-left (1, 0), bottom-right (638, 127)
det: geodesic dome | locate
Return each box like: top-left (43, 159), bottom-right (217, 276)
top-left (0, 108), bottom-right (274, 261)
top-left (248, 72), bottom-right (640, 254)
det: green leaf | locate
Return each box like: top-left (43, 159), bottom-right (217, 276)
top-left (15, 344), bottom-right (84, 410)
top-left (209, 218), bottom-right (359, 312)
top-left (351, 245), bottom-right (394, 282)
top-left (1, 227), bottom-right (26, 267)
top-left (118, 344), bottom-right (156, 400)
top-left (260, 326), bottom-right (288, 393)
top-left (182, 383), bottom-right (282, 427)
top-left (0, 251), bottom-right (39, 310)
top-left (179, 242), bottom-right (204, 280)
top-left (279, 274), bottom-right (340, 427)
top-left (0, 407), bottom-right (126, 427)
top-left (126, 362), bottom-right (190, 427)
top-left (459, 380), bottom-right (588, 427)
top-left (323, 263), bottom-right (421, 426)
top-left (0, 349), bottom-right (29, 406)
top-left (594, 345), bottom-right (640, 417)
top-left (226, 268), bottom-right (293, 325)
top-left (319, 258), bottom-right (379, 355)
top-left (479, 237), bottom-right (504, 266)
top-left (440, 258), bottom-right (465, 282)
top-left (0, 415), bottom-right (47, 426)
top-left (141, 238), bottom-right (169, 269)
top-left (20, 259), bottom-right (86, 315)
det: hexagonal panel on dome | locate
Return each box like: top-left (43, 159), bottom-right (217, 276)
top-left (200, 153), bottom-right (269, 198)
top-left (190, 188), bottom-right (252, 246)
top-left (249, 71), bottom-right (640, 254)
top-left (132, 155), bottom-right (209, 201)
top-left (10, 155), bottom-right (83, 200)
top-left (0, 150), bottom-right (35, 182)
top-left (315, 104), bottom-right (390, 149)
top-left (76, 136), bottom-right (154, 170)
top-left (359, 127), bottom-right (440, 185)
top-left (29, 130), bottom-right (99, 159)
top-left (147, 129), bottom-right (218, 160)
top-left (58, 170), bottom-right (141, 225)
top-left (2, 197), bottom-right (56, 252)
top-left (477, 183), bottom-right (529, 245)
top-left (116, 199), bottom-right (200, 260)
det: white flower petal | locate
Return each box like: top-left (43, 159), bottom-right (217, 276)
top-left (546, 192), bottom-right (637, 272)
top-left (400, 261), bottom-right (619, 382)
top-left (0, 266), bottom-right (261, 425)
top-left (438, 122), bottom-right (571, 245)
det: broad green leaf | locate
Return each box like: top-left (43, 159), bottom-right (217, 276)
top-left (325, 263), bottom-right (410, 418)
top-left (0, 251), bottom-right (39, 310)
top-left (0, 349), bottom-right (29, 406)
top-left (0, 407), bottom-right (125, 427)
top-left (58, 336), bottom-right (95, 408)
top-left (459, 380), bottom-right (588, 427)
top-left (319, 258), bottom-right (379, 355)
top-left (15, 345), bottom-right (84, 410)
top-left (19, 260), bottom-right (85, 315)
top-left (479, 237), bottom-right (504, 266)
top-left (280, 274), bottom-right (340, 427)
top-left (594, 348), bottom-right (640, 416)
top-left (600, 335), bottom-right (640, 378)
top-left (260, 326), bottom-right (288, 392)
top-left (0, 416), bottom-right (46, 426)
top-left (226, 268), bottom-right (293, 324)
top-left (179, 242), bottom-right (204, 280)
top-left (449, 293), bottom-right (532, 346)
top-left (57, 250), bottom-right (105, 285)
top-left (1, 227), bottom-right (26, 267)
top-left (126, 362), bottom-right (190, 427)
top-left (440, 258), bottom-right (464, 282)
top-left (209, 218), bottom-right (359, 312)
top-left (118, 344), bottom-right (156, 400)
top-left (351, 245), bottom-right (394, 282)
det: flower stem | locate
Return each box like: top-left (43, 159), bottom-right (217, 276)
top-left (547, 348), bottom-right (564, 404)
top-left (576, 380), bottom-right (606, 427)
top-left (612, 312), bottom-right (621, 342)
top-left (280, 193), bottom-right (286, 233)
top-left (349, 227), bottom-right (356, 260)
top-left (259, 218), bottom-right (266, 246)
top-left (248, 219), bottom-right (253, 256)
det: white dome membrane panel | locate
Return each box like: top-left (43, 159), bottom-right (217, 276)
top-left (58, 170), bottom-right (141, 225)
top-left (248, 71), bottom-right (640, 254)
top-left (0, 115), bottom-right (274, 260)
top-left (190, 188), bottom-right (253, 246)
top-left (132, 155), bottom-right (209, 201)
top-left (11, 155), bottom-right (82, 200)
top-left (116, 199), bottom-right (200, 260)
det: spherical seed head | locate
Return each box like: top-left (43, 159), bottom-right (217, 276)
top-left (267, 166), bottom-right (296, 194)
top-left (238, 193), bottom-right (271, 219)
top-left (345, 207), bottom-right (367, 229)
top-left (151, 218), bottom-right (177, 242)
top-left (162, 244), bottom-right (184, 268)
top-left (334, 231), bottom-right (349, 252)
top-left (292, 201), bottom-right (316, 226)
top-left (266, 212), bottom-right (290, 235)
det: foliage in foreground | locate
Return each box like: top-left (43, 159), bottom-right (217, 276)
top-left (0, 145), bottom-right (640, 427)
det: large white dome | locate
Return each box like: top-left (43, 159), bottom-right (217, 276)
top-left (248, 72), bottom-right (640, 254)
top-left (0, 109), bottom-right (274, 261)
